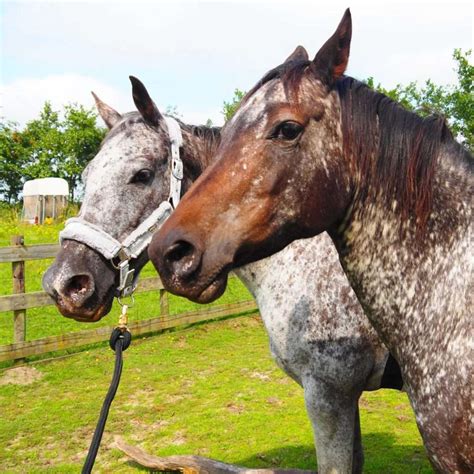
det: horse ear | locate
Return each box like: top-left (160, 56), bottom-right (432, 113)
top-left (129, 76), bottom-right (163, 127)
top-left (91, 92), bottom-right (122, 129)
top-left (284, 45), bottom-right (309, 63)
top-left (311, 8), bottom-right (352, 85)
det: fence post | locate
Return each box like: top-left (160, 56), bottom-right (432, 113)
top-left (159, 289), bottom-right (169, 318)
top-left (11, 235), bottom-right (26, 363)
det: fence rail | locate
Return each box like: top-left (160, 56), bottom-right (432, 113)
top-left (0, 236), bottom-right (257, 363)
top-left (0, 242), bottom-right (59, 263)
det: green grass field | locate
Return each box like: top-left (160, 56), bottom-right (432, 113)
top-left (0, 316), bottom-right (432, 473)
top-left (0, 210), bottom-right (432, 472)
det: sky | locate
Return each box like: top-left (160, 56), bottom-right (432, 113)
top-left (1, 0), bottom-right (472, 127)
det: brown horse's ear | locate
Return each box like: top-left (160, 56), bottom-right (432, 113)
top-left (284, 45), bottom-right (309, 63)
top-left (91, 92), bottom-right (122, 129)
top-left (311, 8), bottom-right (352, 84)
top-left (129, 75), bottom-right (163, 127)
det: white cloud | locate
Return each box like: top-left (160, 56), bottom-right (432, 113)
top-left (1, 74), bottom-right (132, 126)
top-left (0, 73), bottom-right (225, 128)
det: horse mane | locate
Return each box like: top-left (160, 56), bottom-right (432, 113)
top-left (336, 77), bottom-right (458, 231)
top-left (178, 121), bottom-right (221, 145)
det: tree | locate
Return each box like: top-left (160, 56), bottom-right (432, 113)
top-left (0, 122), bottom-right (29, 203)
top-left (366, 49), bottom-right (473, 151)
top-left (21, 102), bottom-right (62, 181)
top-left (222, 89), bottom-right (246, 122)
top-left (0, 102), bottom-right (106, 203)
top-left (59, 104), bottom-right (105, 201)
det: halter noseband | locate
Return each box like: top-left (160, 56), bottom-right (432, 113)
top-left (59, 116), bottom-right (184, 298)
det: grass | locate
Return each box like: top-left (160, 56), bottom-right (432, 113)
top-left (0, 208), bottom-right (432, 472)
top-left (0, 316), bottom-right (432, 473)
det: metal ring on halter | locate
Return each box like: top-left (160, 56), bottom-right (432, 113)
top-left (117, 294), bottom-right (135, 308)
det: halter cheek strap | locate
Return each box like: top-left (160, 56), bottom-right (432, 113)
top-left (59, 116), bottom-right (183, 298)
top-left (165, 116), bottom-right (184, 208)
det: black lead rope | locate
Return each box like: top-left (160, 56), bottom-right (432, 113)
top-left (82, 328), bottom-right (132, 474)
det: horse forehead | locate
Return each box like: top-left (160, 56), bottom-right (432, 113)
top-left (92, 123), bottom-right (164, 172)
top-left (231, 80), bottom-right (287, 128)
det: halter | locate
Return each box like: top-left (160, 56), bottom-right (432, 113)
top-left (59, 116), bottom-right (184, 298)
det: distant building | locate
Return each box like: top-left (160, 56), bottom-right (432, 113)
top-left (22, 178), bottom-right (69, 224)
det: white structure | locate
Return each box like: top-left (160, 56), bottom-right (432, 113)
top-left (22, 178), bottom-right (69, 224)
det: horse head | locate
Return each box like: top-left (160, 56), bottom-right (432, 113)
top-left (150, 10), bottom-right (354, 303)
top-left (43, 77), bottom-right (188, 321)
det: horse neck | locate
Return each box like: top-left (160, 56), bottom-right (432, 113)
top-left (334, 141), bottom-right (472, 374)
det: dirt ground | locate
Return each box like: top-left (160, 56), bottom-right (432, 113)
top-left (0, 366), bottom-right (44, 386)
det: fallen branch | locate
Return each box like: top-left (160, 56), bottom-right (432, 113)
top-left (114, 436), bottom-right (316, 474)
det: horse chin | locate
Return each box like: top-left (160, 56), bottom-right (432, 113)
top-left (55, 290), bottom-right (114, 323)
top-left (192, 272), bottom-right (229, 304)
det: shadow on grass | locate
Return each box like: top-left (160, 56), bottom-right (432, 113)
top-left (237, 432), bottom-right (432, 473)
top-left (122, 432), bottom-right (432, 473)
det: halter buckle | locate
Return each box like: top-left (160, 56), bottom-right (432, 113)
top-left (117, 260), bottom-right (136, 296)
top-left (172, 157), bottom-right (183, 180)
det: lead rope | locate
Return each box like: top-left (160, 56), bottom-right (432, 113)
top-left (82, 304), bottom-right (132, 474)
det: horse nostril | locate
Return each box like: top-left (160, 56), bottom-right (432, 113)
top-left (63, 274), bottom-right (95, 304)
top-left (164, 240), bottom-right (201, 279)
top-left (166, 240), bottom-right (194, 262)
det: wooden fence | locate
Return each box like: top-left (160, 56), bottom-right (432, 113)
top-left (0, 236), bottom-right (257, 363)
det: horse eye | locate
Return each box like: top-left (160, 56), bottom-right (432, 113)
top-left (274, 121), bottom-right (304, 141)
top-left (130, 169), bottom-right (155, 185)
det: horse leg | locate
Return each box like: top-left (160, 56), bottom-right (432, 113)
top-left (303, 377), bottom-right (360, 474)
top-left (351, 407), bottom-right (363, 474)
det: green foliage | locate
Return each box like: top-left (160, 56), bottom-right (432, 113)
top-left (366, 49), bottom-right (473, 151)
top-left (222, 88), bottom-right (246, 122)
top-left (59, 104), bottom-right (106, 200)
top-left (0, 123), bottom-right (29, 203)
top-left (0, 102), bottom-right (106, 203)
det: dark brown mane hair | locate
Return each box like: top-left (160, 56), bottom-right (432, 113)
top-left (178, 121), bottom-right (221, 145)
top-left (178, 120), bottom-right (222, 180)
top-left (336, 76), bottom-right (454, 231)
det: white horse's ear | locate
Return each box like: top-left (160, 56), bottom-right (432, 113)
top-left (91, 92), bottom-right (122, 129)
top-left (129, 76), bottom-right (163, 127)
top-left (284, 45), bottom-right (309, 63)
top-left (311, 8), bottom-right (352, 84)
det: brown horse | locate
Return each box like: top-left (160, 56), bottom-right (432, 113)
top-left (150, 9), bottom-right (473, 473)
